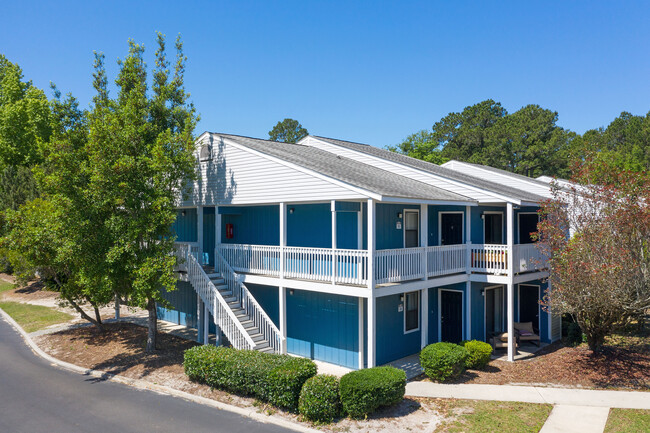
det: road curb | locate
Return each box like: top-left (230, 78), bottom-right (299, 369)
top-left (0, 306), bottom-right (319, 433)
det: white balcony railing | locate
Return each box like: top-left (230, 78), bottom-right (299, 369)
top-left (514, 243), bottom-right (546, 273)
top-left (470, 244), bottom-right (509, 274)
top-left (213, 242), bottom-right (546, 287)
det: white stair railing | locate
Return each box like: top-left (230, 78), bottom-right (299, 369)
top-left (175, 245), bottom-right (255, 350)
top-left (215, 248), bottom-right (284, 353)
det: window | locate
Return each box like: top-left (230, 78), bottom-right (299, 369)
top-left (404, 210), bottom-right (419, 248)
top-left (484, 213), bottom-right (503, 244)
top-left (404, 291), bottom-right (419, 332)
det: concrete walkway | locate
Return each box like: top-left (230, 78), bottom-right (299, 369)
top-left (539, 405), bottom-right (610, 433)
top-left (407, 382), bottom-right (650, 432)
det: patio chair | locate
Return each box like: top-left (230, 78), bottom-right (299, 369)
top-left (513, 322), bottom-right (540, 346)
top-left (488, 331), bottom-right (519, 351)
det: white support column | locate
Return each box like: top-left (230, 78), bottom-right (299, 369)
top-left (466, 280), bottom-right (472, 340)
top-left (331, 200), bottom-right (337, 285)
top-left (197, 294), bottom-right (204, 343)
top-left (279, 286), bottom-right (287, 354)
top-left (421, 288), bottom-right (429, 348)
top-left (367, 199), bottom-right (376, 368)
top-left (358, 298), bottom-right (365, 369)
top-left (280, 203), bottom-right (286, 279)
top-left (203, 301), bottom-right (210, 345)
top-left (547, 279), bottom-right (553, 342)
top-left (506, 202), bottom-right (515, 362)
top-left (420, 204), bottom-right (428, 280)
top-left (197, 206), bottom-right (204, 265)
top-left (466, 205), bottom-right (472, 274)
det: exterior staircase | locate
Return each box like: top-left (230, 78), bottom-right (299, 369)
top-left (175, 243), bottom-right (283, 354)
top-left (203, 268), bottom-right (275, 353)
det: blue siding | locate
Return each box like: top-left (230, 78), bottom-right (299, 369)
top-left (470, 282), bottom-right (484, 340)
top-left (173, 209), bottom-right (197, 242)
top-left (376, 203), bottom-right (419, 250)
top-left (335, 201), bottom-right (361, 212)
top-left (287, 289), bottom-right (359, 369)
top-left (337, 211), bottom-right (358, 249)
top-left (158, 281), bottom-right (198, 328)
top-left (246, 283), bottom-right (280, 327)
top-left (221, 205), bottom-right (279, 245)
top-left (376, 294), bottom-right (421, 365)
top-left (287, 204), bottom-right (331, 248)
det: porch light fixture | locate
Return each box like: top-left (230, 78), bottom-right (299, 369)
top-left (289, 208), bottom-right (295, 214)
top-left (480, 213), bottom-right (485, 219)
top-left (397, 212), bottom-right (403, 219)
top-left (181, 210), bottom-right (186, 217)
top-left (289, 289), bottom-right (295, 295)
top-left (399, 294), bottom-right (404, 302)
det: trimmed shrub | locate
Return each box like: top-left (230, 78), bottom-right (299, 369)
top-left (420, 342), bottom-right (468, 382)
top-left (339, 366), bottom-right (406, 419)
top-left (462, 340), bottom-right (493, 370)
top-left (566, 322), bottom-right (583, 346)
top-left (299, 375), bottom-right (341, 423)
top-left (184, 345), bottom-right (317, 411)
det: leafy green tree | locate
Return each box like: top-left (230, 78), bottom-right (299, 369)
top-left (85, 34), bottom-right (198, 350)
top-left (0, 54), bottom-right (51, 168)
top-left (268, 118), bottom-right (308, 143)
top-left (388, 130), bottom-right (448, 164)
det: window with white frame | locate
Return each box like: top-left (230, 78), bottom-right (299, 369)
top-left (404, 291), bottom-right (419, 332)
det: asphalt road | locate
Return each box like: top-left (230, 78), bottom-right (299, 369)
top-left (0, 315), bottom-right (293, 433)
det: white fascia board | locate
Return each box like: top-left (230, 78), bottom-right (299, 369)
top-left (514, 271), bottom-right (549, 284)
top-left (380, 196), bottom-right (477, 206)
top-left (374, 273), bottom-right (468, 297)
top-left (241, 274), bottom-right (371, 298)
top-left (469, 274), bottom-right (510, 284)
top-left (308, 137), bottom-right (522, 205)
top-left (521, 201), bottom-right (542, 207)
top-left (220, 136), bottom-right (383, 201)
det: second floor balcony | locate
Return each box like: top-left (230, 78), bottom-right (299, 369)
top-left (177, 242), bottom-right (547, 287)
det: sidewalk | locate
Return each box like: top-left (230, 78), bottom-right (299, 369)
top-left (407, 381), bottom-right (649, 433)
top-left (406, 382), bottom-right (650, 409)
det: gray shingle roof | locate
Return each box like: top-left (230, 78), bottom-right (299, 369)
top-left (210, 133), bottom-right (475, 203)
top-left (310, 136), bottom-right (547, 203)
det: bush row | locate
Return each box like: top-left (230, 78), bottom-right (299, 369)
top-left (184, 346), bottom-right (407, 422)
top-left (420, 340), bottom-right (493, 382)
top-left (184, 345), bottom-right (316, 410)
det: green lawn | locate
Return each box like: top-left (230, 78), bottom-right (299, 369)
top-left (0, 280), bottom-right (16, 294)
top-left (604, 409), bottom-right (650, 433)
top-left (434, 400), bottom-right (553, 433)
top-left (0, 301), bottom-right (73, 333)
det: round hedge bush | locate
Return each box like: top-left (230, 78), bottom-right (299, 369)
top-left (462, 340), bottom-right (493, 369)
top-left (339, 366), bottom-right (406, 419)
top-left (420, 342), bottom-right (468, 382)
top-left (298, 375), bottom-right (341, 423)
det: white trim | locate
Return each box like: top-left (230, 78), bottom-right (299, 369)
top-left (358, 298), bottom-right (364, 369)
top-left (483, 285), bottom-right (504, 341)
top-left (241, 274), bottom-right (371, 298)
top-left (374, 273), bottom-right (468, 297)
top-left (438, 211), bottom-right (465, 245)
top-left (514, 271), bottom-right (548, 284)
top-left (482, 211), bottom-right (504, 244)
top-left (421, 288), bottom-right (429, 348)
top-left (403, 209), bottom-right (420, 248)
top-left (517, 212), bottom-right (539, 245)
top-left (466, 280), bottom-right (472, 340)
top-left (517, 283), bottom-right (541, 336)
top-left (380, 197), bottom-right (476, 206)
top-left (404, 291), bottom-right (420, 334)
top-left (437, 288), bottom-right (465, 343)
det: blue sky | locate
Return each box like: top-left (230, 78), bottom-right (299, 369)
top-left (2, 1), bottom-right (649, 148)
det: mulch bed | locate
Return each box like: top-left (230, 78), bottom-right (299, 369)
top-left (436, 333), bottom-right (650, 390)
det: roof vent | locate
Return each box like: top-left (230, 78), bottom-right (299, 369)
top-left (200, 143), bottom-right (211, 161)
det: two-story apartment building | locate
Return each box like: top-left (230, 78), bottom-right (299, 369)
top-left (163, 132), bottom-right (561, 370)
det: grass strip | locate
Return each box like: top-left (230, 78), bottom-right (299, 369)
top-left (0, 301), bottom-right (73, 333)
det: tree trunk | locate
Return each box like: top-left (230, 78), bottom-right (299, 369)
top-left (66, 297), bottom-right (104, 332)
top-left (146, 297), bottom-right (157, 352)
top-left (93, 304), bottom-right (103, 326)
